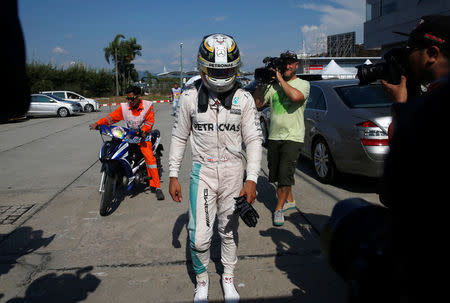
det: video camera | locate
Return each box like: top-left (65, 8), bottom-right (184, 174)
top-left (356, 47), bottom-right (423, 98)
top-left (356, 47), bottom-right (410, 86)
top-left (254, 51), bottom-right (298, 84)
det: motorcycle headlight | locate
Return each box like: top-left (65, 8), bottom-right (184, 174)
top-left (112, 127), bottom-right (125, 139)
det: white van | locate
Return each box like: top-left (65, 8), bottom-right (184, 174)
top-left (41, 91), bottom-right (99, 112)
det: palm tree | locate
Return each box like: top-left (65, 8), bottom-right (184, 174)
top-left (104, 34), bottom-right (124, 96)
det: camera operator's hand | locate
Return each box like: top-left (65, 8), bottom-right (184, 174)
top-left (381, 75), bottom-right (408, 103)
top-left (269, 67), bottom-right (283, 83)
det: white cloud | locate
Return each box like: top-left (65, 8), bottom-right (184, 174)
top-left (298, 0), bottom-right (365, 54)
top-left (52, 46), bottom-right (68, 54)
top-left (301, 25), bottom-right (320, 33)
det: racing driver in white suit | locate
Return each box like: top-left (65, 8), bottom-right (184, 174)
top-left (168, 34), bottom-right (262, 303)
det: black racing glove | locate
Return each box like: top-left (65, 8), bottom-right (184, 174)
top-left (234, 195), bottom-right (259, 227)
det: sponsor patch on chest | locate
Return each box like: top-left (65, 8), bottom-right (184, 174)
top-left (193, 122), bottom-right (240, 132)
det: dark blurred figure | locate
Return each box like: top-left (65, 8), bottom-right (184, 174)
top-left (381, 15), bottom-right (450, 301)
top-left (322, 15), bottom-right (450, 303)
top-left (1, 0), bottom-right (30, 122)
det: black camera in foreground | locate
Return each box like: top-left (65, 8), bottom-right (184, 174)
top-left (321, 198), bottom-right (402, 302)
top-left (356, 47), bottom-right (409, 85)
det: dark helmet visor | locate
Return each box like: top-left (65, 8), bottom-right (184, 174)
top-left (206, 67), bottom-right (237, 79)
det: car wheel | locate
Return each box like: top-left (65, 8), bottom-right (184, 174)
top-left (84, 104), bottom-right (94, 112)
top-left (312, 138), bottom-right (337, 183)
top-left (260, 118), bottom-right (268, 147)
top-left (57, 107), bottom-right (69, 117)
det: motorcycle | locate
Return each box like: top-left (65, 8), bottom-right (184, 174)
top-left (97, 125), bottom-right (163, 216)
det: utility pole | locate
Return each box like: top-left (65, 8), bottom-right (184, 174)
top-left (180, 42), bottom-right (183, 88)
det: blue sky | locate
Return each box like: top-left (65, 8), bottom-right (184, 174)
top-left (19, 0), bottom-right (365, 74)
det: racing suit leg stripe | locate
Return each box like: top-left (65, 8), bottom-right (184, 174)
top-left (188, 162), bottom-right (207, 274)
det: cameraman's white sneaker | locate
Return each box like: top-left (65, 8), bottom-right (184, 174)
top-left (194, 273), bottom-right (209, 303)
top-left (222, 273), bottom-right (240, 303)
top-left (282, 200), bottom-right (296, 212)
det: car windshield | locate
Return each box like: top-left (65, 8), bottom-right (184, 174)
top-left (334, 84), bottom-right (392, 108)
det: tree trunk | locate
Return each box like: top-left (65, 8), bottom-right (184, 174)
top-left (114, 49), bottom-right (119, 96)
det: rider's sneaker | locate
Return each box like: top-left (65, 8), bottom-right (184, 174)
top-left (156, 189), bottom-right (165, 200)
top-left (222, 273), bottom-right (239, 303)
top-left (282, 200), bottom-right (296, 212)
top-left (194, 273), bottom-right (209, 303)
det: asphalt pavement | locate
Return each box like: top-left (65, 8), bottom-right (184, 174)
top-left (0, 102), bottom-right (381, 302)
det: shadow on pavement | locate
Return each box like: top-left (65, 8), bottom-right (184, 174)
top-left (172, 211), bottom-right (196, 284)
top-left (256, 175), bottom-right (277, 213)
top-left (104, 183), bottom-right (149, 216)
top-left (5, 266), bottom-right (101, 303)
top-left (296, 155), bottom-right (382, 195)
top-left (206, 297), bottom-right (311, 302)
top-left (0, 226), bottom-right (55, 277)
top-left (259, 212), bottom-right (346, 302)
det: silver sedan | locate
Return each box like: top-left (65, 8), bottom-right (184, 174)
top-left (27, 94), bottom-right (82, 117)
top-left (259, 79), bottom-right (392, 183)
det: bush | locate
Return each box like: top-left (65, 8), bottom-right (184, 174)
top-left (27, 62), bottom-right (115, 97)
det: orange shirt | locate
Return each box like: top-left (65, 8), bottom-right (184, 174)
top-left (96, 100), bottom-right (155, 133)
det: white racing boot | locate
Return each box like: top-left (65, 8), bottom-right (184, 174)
top-left (194, 272), bottom-right (209, 303)
top-left (222, 273), bottom-right (240, 303)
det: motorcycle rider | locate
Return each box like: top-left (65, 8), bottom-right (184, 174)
top-left (168, 34), bottom-right (262, 302)
top-left (90, 86), bottom-right (165, 200)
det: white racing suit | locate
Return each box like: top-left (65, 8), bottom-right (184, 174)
top-left (169, 82), bottom-right (262, 275)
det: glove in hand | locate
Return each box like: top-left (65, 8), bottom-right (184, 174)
top-left (234, 195), bottom-right (259, 227)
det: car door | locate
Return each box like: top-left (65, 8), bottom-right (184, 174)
top-left (28, 96), bottom-right (39, 115)
top-left (37, 95), bottom-right (58, 114)
top-left (303, 85), bottom-right (327, 156)
top-left (66, 91), bottom-right (87, 108)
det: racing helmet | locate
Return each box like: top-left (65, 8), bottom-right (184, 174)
top-left (197, 33), bottom-right (241, 93)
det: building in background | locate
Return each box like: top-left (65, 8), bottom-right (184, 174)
top-left (364, 0), bottom-right (450, 54)
top-left (327, 32), bottom-right (356, 57)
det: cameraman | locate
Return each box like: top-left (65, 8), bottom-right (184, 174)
top-left (253, 51), bottom-right (310, 226)
top-left (380, 15), bottom-right (450, 300)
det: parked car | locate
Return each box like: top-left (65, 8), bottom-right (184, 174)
top-left (27, 94), bottom-right (82, 117)
top-left (255, 79), bottom-right (392, 183)
top-left (40, 90), bottom-right (99, 112)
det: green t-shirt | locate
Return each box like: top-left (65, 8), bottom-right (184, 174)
top-left (264, 77), bottom-right (310, 142)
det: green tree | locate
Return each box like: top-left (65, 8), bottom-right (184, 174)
top-left (104, 34), bottom-right (125, 96)
top-left (104, 35), bottom-right (142, 95)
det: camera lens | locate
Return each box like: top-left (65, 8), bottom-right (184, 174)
top-left (357, 63), bottom-right (387, 85)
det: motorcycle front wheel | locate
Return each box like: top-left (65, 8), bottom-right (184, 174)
top-left (100, 172), bottom-right (117, 216)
